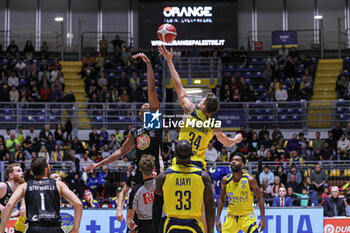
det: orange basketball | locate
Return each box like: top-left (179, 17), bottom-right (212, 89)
top-left (157, 24), bottom-right (177, 43)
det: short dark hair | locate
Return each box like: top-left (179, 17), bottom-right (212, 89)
top-left (175, 140), bottom-right (192, 160)
top-left (232, 152), bottom-right (246, 165)
top-left (204, 92), bottom-right (219, 115)
top-left (31, 157), bottom-right (48, 177)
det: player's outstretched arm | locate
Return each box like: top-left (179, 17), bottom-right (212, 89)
top-left (202, 171), bottom-right (215, 233)
top-left (214, 128), bottom-right (243, 147)
top-left (249, 176), bottom-right (265, 232)
top-left (132, 53), bottom-right (159, 111)
top-left (116, 184), bottom-right (131, 222)
top-left (152, 171), bottom-right (166, 233)
top-left (216, 176), bottom-right (227, 233)
top-left (0, 183), bottom-right (26, 233)
top-left (86, 131), bottom-right (135, 172)
top-left (58, 181), bottom-right (82, 233)
top-left (158, 45), bottom-right (195, 115)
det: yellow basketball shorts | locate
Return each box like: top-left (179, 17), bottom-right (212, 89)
top-left (222, 213), bottom-right (258, 233)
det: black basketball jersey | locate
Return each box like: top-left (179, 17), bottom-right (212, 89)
top-left (130, 126), bottom-right (161, 173)
top-left (0, 182), bottom-right (13, 206)
top-left (25, 178), bottom-right (61, 225)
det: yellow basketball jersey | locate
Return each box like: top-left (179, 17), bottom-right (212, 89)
top-left (178, 109), bottom-right (214, 160)
top-left (226, 173), bottom-right (254, 216)
top-left (163, 164), bottom-right (204, 219)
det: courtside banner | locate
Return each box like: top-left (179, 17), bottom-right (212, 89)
top-left (324, 217), bottom-right (350, 233)
top-left (272, 31), bottom-right (298, 48)
top-left (6, 207), bottom-right (323, 233)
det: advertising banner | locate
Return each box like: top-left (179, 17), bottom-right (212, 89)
top-left (213, 109), bottom-right (245, 130)
top-left (324, 217), bottom-right (350, 233)
top-left (272, 31), bottom-right (298, 48)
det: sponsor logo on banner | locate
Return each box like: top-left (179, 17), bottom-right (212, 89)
top-left (324, 218), bottom-right (350, 233)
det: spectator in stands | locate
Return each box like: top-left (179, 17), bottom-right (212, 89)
top-left (23, 136), bottom-right (33, 160)
top-left (320, 141), bottom-right (334, 161)
top-left (51, 144), bottom-right (63, 162)
top-left (6, 133), bottom-right (20, 156)
top-left (54, 123), bottom-right (64, 147)
top-left (247, 132), bottom-right (259, 157)
top-left (89, 127), bottom-right (99, 149)
top-left (261, 177), bottom-right (272, 195)
top-left (257, 144), bottom-right (267, 158)
top-left (8, 72), bottom-right (19, 88)
top-left (39, 124), bottom-right (52, 143)
top-left (45, 134), bottom-right (56, 154)
top-left (40, 83), bottom-right (51, 101)
top-left (260, 133), bottom-right (273, 149)
top-left (271, 126), bottom-right (284, 148)
top-left (231, 88), bottom-right (241, 102)
top-left (325, 131), bottom-right (337, 152)
top-left (50, 85), bottom-right (63, 102)
top-left (95, 52), bottom-right (104, 71)
top-left (287, 165), bottom-right (302, 184)
top-left (129, 85), bottom-right (141, 102)
top-left (273, 187), bottom-right (292, 207)
top-left (81, 151), bottom-right (93, 171)
top-left (87, 172), bottom-right (99, 197)
top-left (322, 187), bottom-right (329, 205)
top-left (271, 176), bottom-right (285, 198)
top-left (162, 135), bottom-right (172, 163)
top-left (312, 132), bottom-right (324, 160)
top-left (336, 76), bottom-right (348, 99)
top-left (28, 86), bottom-right (41, 102)
top-left (15, 59), bottom-right (27, 79)
top-left (99, 126), bottom-right (109, 148)
top-left (6, 40), bottom-right (19, 60)
top-left (287, 77), bottom-right (299, 101)
top-left (109, 134), bottom-right (120, 152)
top-left (99, 34), bottom-right (108, 56)
top-left (299, 76), bottom-right (313, 100)
top-left (275, 83), bottom-right (288, 101)
top-left (71, 150), bottom-right (82, 175)
top-left (333, 122), bottom-right (344, 141)
top-left (298, 132), bottom-right (309, 159)
top-left (287, 187), bottom-right (299, 206)
top-left (101, 144), bottom-right (112, 159)
top-left (266, 54), bottom-right (278, 67)
top-left (88, 144), bottom-right (98, 160)
top-left (324, 186), bottom-right (346, 217)
top-left (82, 52), bottom-right (95, 66)
top-left (259, 165), bottom-right (274, 185)
top-left (285, 133), bottom-right (299, 153)
top-left (38, 145), bottom-right (50, 161)
top-left (275, 166), bottom-right (287, 185)
top-left (345, 123), bottom-right (350, 140)
top-left (173, 47), bottom-right (182, 64)
top-left (82, 190), bottom-right (100, 208)
top-left (9, 86), bottom-right (19, 103)
top-left (40, 41), bottom-right (49, 59)
top-left (294, 187), bottom-right (309, 207)
top-left (286, 174), bottom-right (302, 193)
top-left (110, 34), bottom-right (124, 58)
top-left (337, 133), bottom-right (350, 160)
top-left (222, 84), bottom-right (232, 102)
top-left (310, 164), bottom-right (328, 191)
top-left (118, 72), bottom-right (130, 91)
top-left (72, 137), bottom-right (84, 155)
top-left (284, 55), bottom-right (296, 78)
top-left (258, 125), bottom-right (269, 142)
top-left (205, 142), bottom-right (220, 162)
top-left (278, 45), bottom-right (289, 63)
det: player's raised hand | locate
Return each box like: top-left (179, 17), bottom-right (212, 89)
top-left (158, 45), bottom-right (173, 61)
top-left (132, 53), bottom-right (150, 64)
top-left (216, 219), bottom-right (222, 232)
top-left (85, 163), bottom-right (98, 173)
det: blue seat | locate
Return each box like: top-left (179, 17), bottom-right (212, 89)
top-left (248, 116), bottom-right (256, 121)
top-left (236, 65), bottom-right (246, 72)
top-left (94, 116), bottom-right (103, 122)
top-left (256, 85), bottom-right (265, 92)
top-left (279, 65), bottom-right (285, 71)
top-left (287, 109), bottom-right (296, 114)
top-left (3, 116), bottom-right (14, 122)
top-left (278, 115), bottom-right (289, 121)
top-left (115, 66), bottom-right (124, 72)
top-left (256, 116), bottom-right (266, 121)
top-left (247, 65), bottom-right (257, 72)
top-left (224, 65), bottom-right (235, 72)
top-left (344, 57), bottom-right (350, 63)
top-left (23, 116), bottom-right (35, 122)
top-left (36, 116), bottom-right (45, 122)
top-left (245, 78), bottom-right (252, 85)
top-left (154, 73), bottom-right (161, 79)
top-left (267, 115), bottom-right (274, 121)
top-left (336, 107), bottom-right (346, 114)
top-left (277, 109), bottom-right (285, 115)
top-left (258, 93), bottom-right (266, 100)
top-left (255, 72), bottom-right (263, 78)
top-left (250, 58), bottom-right (259, 65)
top-left (244, 72), bottom-right (253, 78)
top-left (337, 114), bottom-right (347, 120)
top-left (292, 115), bottom-right (301, 121)
top-left (259, 58), bottom-right (267, 65)
top-left (49, 116), bottom-right (57, 122)
top-left (3, 109), bottom-right (13, 115)
top-left (311, 57), bottom-right (318, 64)
top-left (108, 73), bottom-right (116, 79)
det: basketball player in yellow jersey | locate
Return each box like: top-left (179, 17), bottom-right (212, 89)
top-left (216, 153), bottom-right (265, 233)
top-left (158, 45), bottom-right (243, 170)
top-left (152, 140), bottom-right (215, 233)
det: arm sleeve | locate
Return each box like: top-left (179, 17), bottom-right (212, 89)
top-left (152, 194), bottom-right (164, 233)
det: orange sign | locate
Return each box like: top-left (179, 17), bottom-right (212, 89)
top-left (324, 217), bottom-right (350, 233)
top-left (6, 219), bottom-right (18, 233)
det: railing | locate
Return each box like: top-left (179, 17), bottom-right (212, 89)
top-left (0, 30), bottom-right (59, 52)
top-left (81, 31), bottom-right (133, 54)
top-left (1, 99), bottom-right (350, 130)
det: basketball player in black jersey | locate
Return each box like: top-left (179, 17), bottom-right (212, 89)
top-left (86, 53), bottom-right (162, 224)
top-left (0, 157), bottom-right (83, 233)
top-left (0, 164), bottom-right (25, 216)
